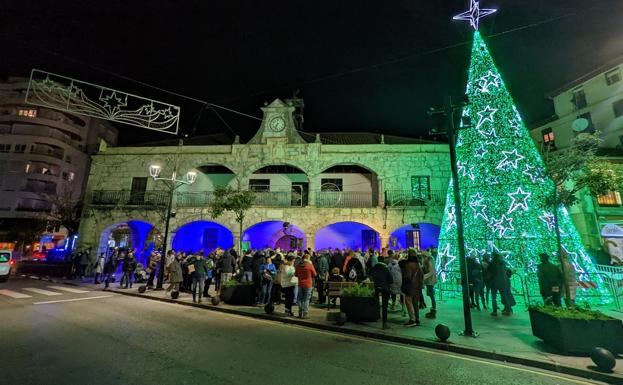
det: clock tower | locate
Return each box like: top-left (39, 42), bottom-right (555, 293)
top-left (247, 98), bottom-right (306, 144)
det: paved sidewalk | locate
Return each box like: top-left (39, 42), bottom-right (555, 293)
top-left (61, 277), bottom-right (623, 383)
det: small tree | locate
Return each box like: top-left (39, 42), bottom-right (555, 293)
top-left (209, 186), bottom-right (255, 253)
top-left (544, 132), bottom-right (623, 207)
top-left (42, 189), bottom-right (84, 237)
top-left (544, 132), bottom-right (623, 304)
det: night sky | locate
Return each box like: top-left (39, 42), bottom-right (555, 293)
top-left (3, 0), bottom-right (623, 144)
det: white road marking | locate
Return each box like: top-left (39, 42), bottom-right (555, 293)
top-left (0, 289), bottom-right (32, 299)
top-left (34, 295), bottom-right (114, 305)
top-left (47, 286), bottom-right (89, 294)
top-left (143, 299), bottom-right (595, 385)
top-left (23, 288), bottom-right (62, 296)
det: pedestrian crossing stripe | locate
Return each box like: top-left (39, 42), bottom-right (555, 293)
top-left (47, 286), bottom-right (89, 294)
top-left (23, 288), bottom-right (63, 296)
top-left (0, 289), bottom-right (32, 298)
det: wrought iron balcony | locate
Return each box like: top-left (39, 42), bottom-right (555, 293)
top-left (252, 191), bottom-right (303, 207)
top-left (384, 190), bottom-right (447, 207)
top-left (88, 190), bottom-right (168, 207)
top-left (176, 191), bottom-right (215, 207)
top-left (314, 191), bottom-right (375, 208)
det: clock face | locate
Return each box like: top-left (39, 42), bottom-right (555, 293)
top-left (268, 116), bottom-right (286, 132)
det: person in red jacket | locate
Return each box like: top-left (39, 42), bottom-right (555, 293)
top-left (295, 253), bottom-right (317, 319)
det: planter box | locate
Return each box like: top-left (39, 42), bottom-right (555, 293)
top-left (220, 284), bottom-right (255, 305)
top-left (529, 308), bottom-right (623, 354)
top-left (340, 296), bottom-right (380, 322)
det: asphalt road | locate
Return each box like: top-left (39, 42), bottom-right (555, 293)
top-left (0, 277), bottom-right (604, 385)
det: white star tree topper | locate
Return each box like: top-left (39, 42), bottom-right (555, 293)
top-left (453, 0), bottom-right (497, 30)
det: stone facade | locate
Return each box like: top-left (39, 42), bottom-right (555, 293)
top-left (79, 99), bottom-right (451, 254)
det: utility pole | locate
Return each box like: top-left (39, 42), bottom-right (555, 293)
top-left (430, 96), bottom-right (476, 337)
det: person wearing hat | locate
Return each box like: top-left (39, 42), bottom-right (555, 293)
top-left (537, 252), bottom-right (562, 307)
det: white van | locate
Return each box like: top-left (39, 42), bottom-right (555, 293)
top-left (0, 250), bottom-right (13, 282)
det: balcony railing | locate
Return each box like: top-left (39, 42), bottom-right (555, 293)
top-left (177, 191), bottom-right (215, 207)
top-left (385, 190), bottom-right (447, 207)
top-left (315, 191), bottom-right (375, 208)
top-left (31, 146), bottom-right (64, 160)
top-left (253, 191), bottom-right (302, 207)
top-left (89, 190), bottom-right (168, 207)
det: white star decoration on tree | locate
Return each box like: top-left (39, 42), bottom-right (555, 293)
top-left (485, 175), bottom-right (500, 185)
top-left (477, 70), bottom-right (500, 93)
top-left (457, 161), bottom-right (475, 181)
top-left (539, 211), bottom-right (556, 231)
top-left (487, 241), bottom-right (512, 262)
top-left (469, 193), bottom-right (488, 221)
top-left (507, 187), bottom-right (531, 214)
top-left (523, 164), bottom-right (543, 183)
top-left (446, 205), bottom-right (457, 229)
top-left (453, 0), bottom-right (497, 30)
top-left (474, 143), bottom-right (488, 158)
top-left (476, 105), bottom-right (497, 129)
top-left (492, 214), bottom-right (514, 237)
top-left (508, 119), bottom-right (522, 136)
top-left (496, 149), bottom-right (524, 170)
top-left (561, 245), bottom-right (585, 274)
top-left (437, 243), bottom-right (457, 278)
top-left (477, 125), bottom-right (498, 139)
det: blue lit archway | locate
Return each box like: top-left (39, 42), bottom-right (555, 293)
top-left (314, 221), bottom-right (380, 251)
top-left (97, 220), bottom-right (160, 266)
top-left (172, 221), bottom-right (234, 254)
top-left (242, 221), bottom-right (306, 251)
top-left (389, 223), bottom-right (440, 251)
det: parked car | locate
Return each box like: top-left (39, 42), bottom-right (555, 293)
top-left (0, 250), bottom-right (13, 282)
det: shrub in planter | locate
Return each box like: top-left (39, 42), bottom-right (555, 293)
top-left (219, 279), bottom-right (255, 305)
top-left (340, 283), bottom-right (379, 322)
top-left (529, 305), bottom-right (623, 355)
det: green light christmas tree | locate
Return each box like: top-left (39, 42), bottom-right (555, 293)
top-left (436, 30), bottom-right (610, 303)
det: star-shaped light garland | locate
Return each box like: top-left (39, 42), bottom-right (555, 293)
top-left (492, 214), bottom-right (514, 237)
top-left (474, 143), bottom-right (488, 158)
top-left (487, 241), bottom-right (512, 264)
top-left (476, 105), bottom-right (497, 129)
top-left (437, 243), bottom-right (457, 280)
top-left (539, 211), bottom-right (556, 231)
top-left (477, 70), bottom-right (501, 93)
top-left (496, 149), bottom-right (524, 170)
top-left (507, 187), bottom-right (531, 214)
top-left (453, 0), bottom-right (497, 30)
top-left (446, 205), bottom-right (457, 229)
top-left (100, 91), bottom-right (127, 114)
top-left (469, 193), bottom-right (488, 221)
top-left (523, 164), bottom-right (543, 183)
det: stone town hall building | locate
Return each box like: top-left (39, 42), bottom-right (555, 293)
top-left (78, 99), bottom-right (451, 261)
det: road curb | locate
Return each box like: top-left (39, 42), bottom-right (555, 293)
top-left (106, 288), bottom-right (621, 384)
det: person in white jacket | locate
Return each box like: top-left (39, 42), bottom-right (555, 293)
top-left (422, 250), bottom-right (437, 319)
top-left (278, 255), bottom-right (298, 316)
top-left (387, 252), bottom-right (405, 317)
top-left (93, 253), bottom-right (105, 284)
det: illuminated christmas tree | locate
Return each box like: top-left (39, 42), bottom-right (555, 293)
top-left (436, 30), bottom-right (609, 303)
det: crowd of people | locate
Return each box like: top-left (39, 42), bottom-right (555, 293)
top-left (83, 244), bottom-right (578, 326)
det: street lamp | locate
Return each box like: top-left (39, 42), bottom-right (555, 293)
top-left (429, 96), bottom-right (476, 337)
top-left (148, 156), bottom-right (196, 290)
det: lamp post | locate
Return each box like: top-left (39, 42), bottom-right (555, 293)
top-left (149, 143), bottom-right (196, 290)
top-left (429, 96), bottom-right (476, 337)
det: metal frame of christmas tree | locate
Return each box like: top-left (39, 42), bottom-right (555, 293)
top-left (438, 1), bottom-right (610, 304)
